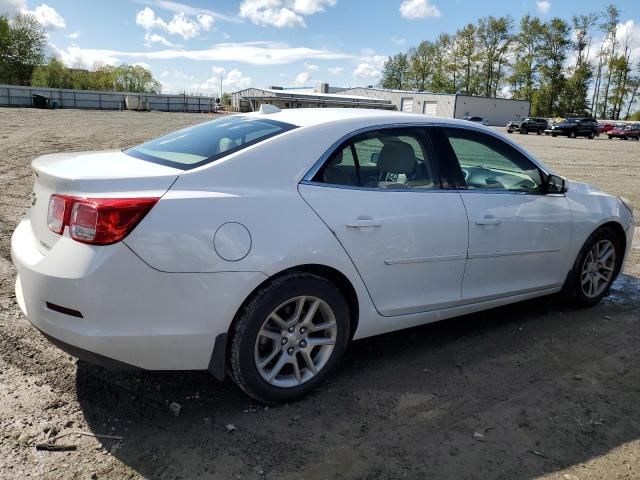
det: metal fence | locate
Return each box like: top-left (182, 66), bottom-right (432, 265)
top-left (0, 85), bottom-right (220, 112)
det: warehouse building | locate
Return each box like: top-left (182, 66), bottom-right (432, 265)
top-left (231, 84), bottom-right (531, 126)
top-left (231, 84), bottom-right (395, 112)
top-left (338, 87), bottom-right (531, 126)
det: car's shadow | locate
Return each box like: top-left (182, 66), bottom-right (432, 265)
top-left (76, 274), bottom-right (640, 479)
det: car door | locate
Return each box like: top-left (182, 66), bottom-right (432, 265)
top-left (435, 126), bottom-right (573, 302)
top-left (299, 126), bottom-right (469, 317)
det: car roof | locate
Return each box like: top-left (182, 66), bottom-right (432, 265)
top-left (241, 108), bottom-right (481, 129)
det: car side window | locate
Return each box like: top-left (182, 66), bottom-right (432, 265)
top-left (442, 127), bottom-right (543, 193)
top-left (313, 128), bottom-right (441, 190)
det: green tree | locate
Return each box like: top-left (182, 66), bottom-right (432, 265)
top-left (477, 16), bottom-right (513, 97)
top-left (378, 53), bottom-right (409, 90)
top-left (456, 23), bottom-right (480, 95)
top-left (407, 41), bottom-right (436, 91)
top-left (561, 13), bottom-right (597, 115)
top-left (598, 5), bottom-right (620, 118)
top-left (533, 17), bottom-right (571, 116)
top-left (221, 92), bottom-right (232, 108)
top-left (508, 15), bottom-right (544, 101)
top-left (31, 57), bottom-right (72, 88)
top-left (111, 65), bottom-right (161, 93)
top-left (0, 13), bottom-right (47, 85)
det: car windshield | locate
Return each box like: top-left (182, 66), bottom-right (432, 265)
top-left (126, 115), bottom-right (296, 169)
top-left (565, 118), bottom-right (578, 123)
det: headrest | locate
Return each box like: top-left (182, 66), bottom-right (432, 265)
top-left (377, 141), bottom-right (415, 174)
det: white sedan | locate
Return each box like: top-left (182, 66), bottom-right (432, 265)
top-left (11, 108), bottom-right (634, 402)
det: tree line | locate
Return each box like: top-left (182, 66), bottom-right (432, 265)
top-left (379, 5), bottom-right (639, 120)
top-left (1, 13), bottom-right (161, 94)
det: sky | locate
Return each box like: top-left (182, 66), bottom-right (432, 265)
top-left (1, 0), bottom-right (639, 96)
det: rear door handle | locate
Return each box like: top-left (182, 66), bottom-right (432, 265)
top-left (476, 217), bottom-right (501, 225)
top-left (347, 217), bottom-right (381, 228)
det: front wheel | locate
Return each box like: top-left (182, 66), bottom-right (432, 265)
top-left (520, 127), bottom-right (528, 134)
top-left (569, 130), bottom-right (577, 138)
top-left (565, 227), bottom-right (623, 307)
top-left (537, 128), bottom-right (543, 135)
top-left (229, 272), bottom-right (351, 402)
top-left (588, 131), bottom-right (595, 139)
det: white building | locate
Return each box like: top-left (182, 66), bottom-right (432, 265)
top-left (338, 88), bottom-right (531, 126)
top-left (231, 84), bottom-right (531, 126)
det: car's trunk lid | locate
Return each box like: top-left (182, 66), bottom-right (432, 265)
top-left (30, 150), bottom-right (182, 254)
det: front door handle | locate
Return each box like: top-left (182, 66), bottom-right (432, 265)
top-left (476, 217), bottom-right (501, 225)
top-left (347, 216), bottom-right (381, 228)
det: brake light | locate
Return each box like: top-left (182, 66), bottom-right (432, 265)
top-left (47, 196), bottom-right (158, 245)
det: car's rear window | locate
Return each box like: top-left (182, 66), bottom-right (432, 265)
top-left (125, 115), bottom-right (296, 169)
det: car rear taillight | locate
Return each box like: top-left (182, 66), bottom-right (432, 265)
top-left (47, 194), bottom-right (70, 234)
top-left (47, 196), bottom-right (158, 245)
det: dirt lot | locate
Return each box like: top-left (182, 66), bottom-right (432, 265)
top-left (0, 109), bottom-right (638, 480)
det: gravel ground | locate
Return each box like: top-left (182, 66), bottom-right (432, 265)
top-left (0, 109), bottom-right (638, 480)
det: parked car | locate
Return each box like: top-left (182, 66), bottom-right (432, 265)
top-left (607, 123), bottom-right (640, 140)
top-left (545, 117), bottom-right (599, 138)
top-left (12, 108), bottom-right (634, 402)
top-left (462, 116), bottom-right (490, 126)
top-left (506, 117), bottom-right (548, 135)
top-left (599, 122), bottom-right (615, 133)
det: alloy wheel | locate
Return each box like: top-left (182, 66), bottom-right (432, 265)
top-left (580, 239), bottom-right (616, 298)
top-left (254, 296), bottom-right (337, 388)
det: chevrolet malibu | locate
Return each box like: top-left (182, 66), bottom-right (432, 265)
top-left (11, 108), bottom-right (635, 402)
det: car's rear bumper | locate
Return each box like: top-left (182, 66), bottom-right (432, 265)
top-left (11, 218), bottom-right (267, 371)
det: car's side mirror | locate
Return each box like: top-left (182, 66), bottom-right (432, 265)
top-left (545, 174), bottom-right (568, 194)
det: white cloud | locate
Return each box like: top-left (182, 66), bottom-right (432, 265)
top-left (353, 62), bottom-right (381, 79)
top-left (142, 0), bottom-right (241, 23)
top-left (536, 0), bottom-right (551, 14)
top-left (294, 70), bottom-right (312, 85)
top-left (391, 36), bottom-right (406, 45)
top-left (57, 45), bottom-right (120, 68)
top-left (222, 32), bottom-right (231, 39)
top-left (67, 31), bottom-right (79, 39)
top-left (328, 66), bottom-right (343, 75)
top-left (197, 13), bottom-right (214, 29)
top-left (224, 68), bottom-right (252, 90)
top-left (54, 41), bottom-right (351, 66)
top-left (200, 67), bottom-right (252, 93)
top-left (305, 63), bottom-right (319, 71)
top-left (133, 62), bottom-right (151, 70)
top-left (23, 3), bottom-right (66, 29)
top-left (0, 0), bottom-right (25, 15)
top-left (144, 32), bottom-right (181, 47)
top-left (135, 7), bottom-right (213, 40)
top-left (239, 0), bottom-right (336, 28)
top-left (399, 0), bottom-right (440, 19)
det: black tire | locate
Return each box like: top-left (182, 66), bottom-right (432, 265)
top-left (608, 135), bottom-right (613, 139)
top-left (563, 226), bottom-right (624, 307)
top-left (229, 272), bottom-right (351, 403)
top-left (507, 130), bottom-right (513, 134)
top-left (569, 130), bottom-right (577, 139)
top-left (552, 133), bottom-right (557, 137)
top-left (588, 131), bottom-right (595, 139)
top-left (537, 128), bottom-right (543, 135)
top-left (520, 126), bottom-right (528, 134)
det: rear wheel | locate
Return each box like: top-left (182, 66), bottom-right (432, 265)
top-left (537, 128), bottom-right (543, 135)
top-left (565, 227), bottom-right (623, 307)
top-left (229, 272), bottom-right (350, 403)
top-left (521, 126), bottom-right (528, 134)
top-left (569, 130), bottom-right (577, 139)
top-left (588, 131), bottom-right (595, 139)
top-left (608, 135), bottom-right (613, 139)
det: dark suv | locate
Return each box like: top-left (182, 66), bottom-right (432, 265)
top-left (506, 117), bottom-right (548, 135)
top-left (545, 117), bottom-right (599, 139)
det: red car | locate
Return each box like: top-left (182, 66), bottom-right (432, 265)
top-left (608, 124), bottom-right (640, 140)
top-left (599, 123), bottom-right (615, 133)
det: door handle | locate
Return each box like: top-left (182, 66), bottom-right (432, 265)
top-left (347, 217), bottom-right (381, 228)
top-left (476, 217), bottom-right (501, 225)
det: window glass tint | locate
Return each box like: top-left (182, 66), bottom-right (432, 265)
top-left (126, 116), bottom-right (295, 169)
top-left (443, 127), bottom-right (542, 192)
top-left (314, 128), bottom-right (440, 190)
